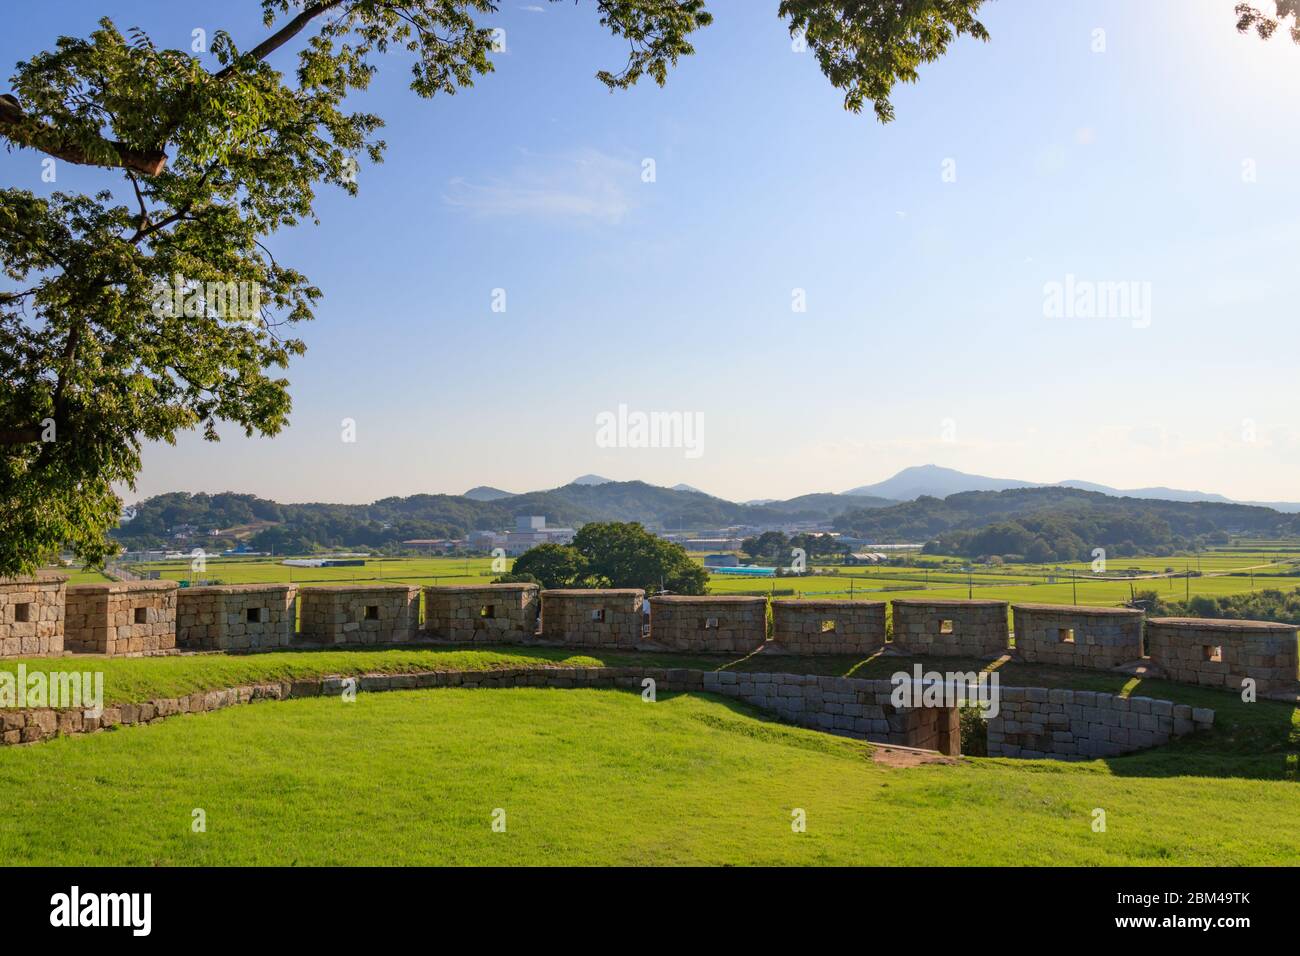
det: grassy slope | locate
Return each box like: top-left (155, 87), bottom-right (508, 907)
top-left (3, 646), bottom-right (1296, 777)
top-left (0, 688), bottom-right (1294, 866)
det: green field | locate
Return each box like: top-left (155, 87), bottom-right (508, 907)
top-left (1, 685), bottom-right (1295, 865)
top-left (120, 555), bottom-right (500, 588)
top-left (108, 548), bottom-right (1300, 614)
top-left (1, 645), bottom-right (1294, 865)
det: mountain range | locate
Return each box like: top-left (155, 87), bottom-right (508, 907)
top-left (114, 465), bottom-right (1300, 553)
top-left (841, 465), bottom-right (1299, 512)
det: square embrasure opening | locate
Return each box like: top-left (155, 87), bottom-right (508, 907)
top-left (133, 607), bottom-right (148, 625)
top-left (590, 608), bottom-right (605, 623)
top-left (364, 605), bottom-right (380, 621)
top-left (703, 616), bottom-right (720, 630)
top-left (939, 619), bottom-right (954, 634)
top-left (1203, 644), bottom-right (1222, 663)
top-left (247, 607), bottom-right (263, 624)
top-left (1059, 627), bottom-right (1075, 644)
top-left (480, 605), bottom-right (495, 619)
top-left (13, 602), bottom-right (31, 623)
top-left (820, 619), bottom-right (836, 633)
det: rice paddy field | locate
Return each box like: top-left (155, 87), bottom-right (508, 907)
top-left (86, 546), bottom-right (1300, 614)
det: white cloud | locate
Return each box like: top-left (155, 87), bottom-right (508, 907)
top-left (442, 149), bottom-right (638, 225)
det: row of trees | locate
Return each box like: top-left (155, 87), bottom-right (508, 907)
top-left (739, 530), bottom-right (846, 564)
top-left (498, 522), bottom-right (708, 594)
top-left (922, 512), bottom-right (1236, 563)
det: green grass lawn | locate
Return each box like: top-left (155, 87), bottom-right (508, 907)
top-left (0, 687), bottom-right (1295, 865)
top-left (3, 645), bottom-right (1295, 779)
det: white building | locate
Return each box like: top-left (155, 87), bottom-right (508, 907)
top-left (504, 516), bottom-right (575, 555)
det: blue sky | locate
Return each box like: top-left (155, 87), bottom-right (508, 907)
top-left (5, 1), bottom-right (1300, 504)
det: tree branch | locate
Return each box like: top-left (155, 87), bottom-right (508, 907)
top-left (0, 94), bottom-right (167, 176)
top-left (1, 1), bottom-right (349, 176)
top-left (0, 426), bottom-right (43, 445)
top-left (216, 0), bottom-right (352, 79)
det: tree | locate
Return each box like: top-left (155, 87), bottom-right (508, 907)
top-left (507, 543), bottom-right (588, 589)
top-left (741, 530), bottom-right (788, 562)
top-left (1236, 1), bottom-right (1300, 43)
top-left (491, 570), bottom-right (541, 587)
top-left (0, 1), bottom-right (993, 575)
top-left (572, 521), bottom-right (708, 594)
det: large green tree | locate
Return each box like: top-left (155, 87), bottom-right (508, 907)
top-left (503, 542), bottom-right (589, 590)
top-left (0, 1), bottom-right (995, 575)
top-left (572, 521), bottom-right (708, 593)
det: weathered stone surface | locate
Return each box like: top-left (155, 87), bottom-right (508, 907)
top-left (647, 595), bottom-right (767, 654)
top-left (0, 573), bottom-right (67, 658)
top-left (65, 580), bottom-right (177, 656)
top-left (540, 589), bottom-right (644, 649)
top-left (1145, 618), bottom-right (1298, 697)
top-left (423, 584), bottom-right (539, 643)
top-left (1012, 603), bottom-right (1143, 670)
top-left (176, 584), bottom-right (298, 651)
top-left (987, 688), bottom-right (1211, 759)
top-left (769, 600), bottom-right (885, 656)
top-left (298, 585), bottom-right (419, 645)
top-left (890, 599), bottom-right (1009, 657)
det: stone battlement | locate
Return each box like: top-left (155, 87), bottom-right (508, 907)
top-left (1144, 617), bottom-right (1298, 696)
top-left (423, 583), bottom-right (539, 643)
top-left (65, 580), bottom-right (177, 656)
top-left (0, 574), bottom-right (67, 658)
top-left (890, 599), bottom-right (1010, 658)
top-left (298, 585), bottom-right (419, 645)
top-left (176, 583), bottom-right (298, 651)
top-left (769, 599), bottom-right (886, 656)
top-left (647, 595), bottom-right (766, 654)
top-left (1012, 603), bottom-right (1144, 670)
top-left (540, 589), bottom-right (644, 649)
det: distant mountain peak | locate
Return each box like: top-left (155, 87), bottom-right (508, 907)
top-left (463, 485), bottom-right (514, 502)
top-left (571, 473), bottom-right (613, 486)
top-left (670, 483), bottom-right (707, 495)
top-left (844, 465), bottom-right (1037, 500)
top-left (843, 465), bottom-right (1265, 508)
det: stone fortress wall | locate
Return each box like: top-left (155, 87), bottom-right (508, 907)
top-left (0, 574), bottom-right (67, 658)
top-left (768, 599), bottom-right (886, 656)
top-left (988, 687), bottom-right (1214, 758)
top-left (540, 589), bottom-right (644, 649)
top-left (890, 599), bottom-right (1010, 658)
top-left (175, 584), bottom-right (298, 651)
top-left (64, 581), bottom-right (177, 655)
top-left (0, 578), bottom-right (1250, 762)
top-left (1012, 603), bottom-right (1144, 670)
top-left (423, 583), bottom-right (539, 643)
top-left (1143, 617), bottom-right (1298, 696)
top-left (0, 664), bottom-right (1211, 760)
top-left (297, 585), bottom-right (419, 645)
top-left (646, 595), bottom-right (767, 654)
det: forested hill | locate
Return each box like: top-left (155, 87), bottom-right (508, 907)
top-left (833, 487), bottom-right (1300, 561)
top-left (114, 482), bottom-right (895, 551)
